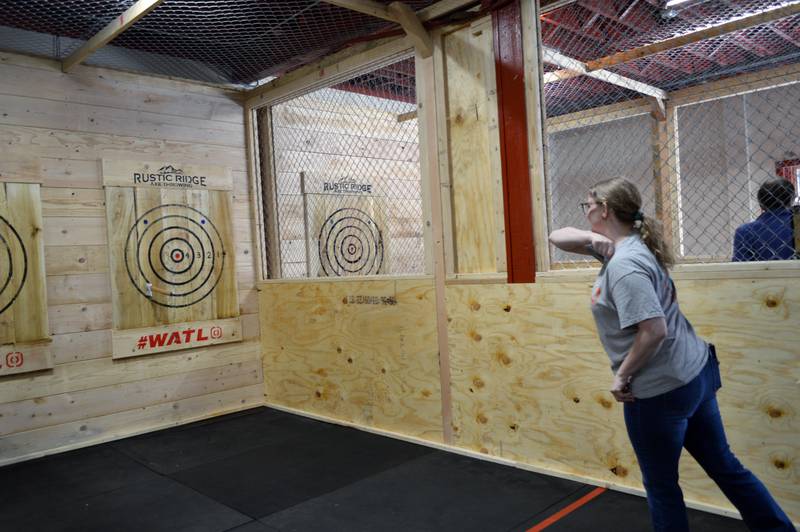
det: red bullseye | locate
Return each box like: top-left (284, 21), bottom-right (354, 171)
top-left (171, 250), bottom-right (184, 262)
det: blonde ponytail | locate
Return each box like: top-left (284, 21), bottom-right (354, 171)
top-left (590, 178), bottom-right (675, 270)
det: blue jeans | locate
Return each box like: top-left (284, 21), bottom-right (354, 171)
top-left (624, 345), bottom-right (796, 532)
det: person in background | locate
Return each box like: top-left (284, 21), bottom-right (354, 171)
top-left (549, 177), bottom-right (795, 532)
top-left (732, 179), bottom-right (796, 261)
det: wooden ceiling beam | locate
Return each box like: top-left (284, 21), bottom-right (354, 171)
top-left (319, 0), bottom-right (396, 22)
top-left (321, 0), bottom-right (436, 59)
top-left (417, 0), bottom-right (480, 21)
top-left (388, 2), bottom-right (433, 58)
top-left (585, 3), bottom-right (800, 72)
top-left (62, 0), bottom-right (163, 72)
top-left (543, 46), bottom-right (668, 100)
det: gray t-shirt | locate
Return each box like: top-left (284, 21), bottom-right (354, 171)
top-left (590, 235), bottom-right (708, 398)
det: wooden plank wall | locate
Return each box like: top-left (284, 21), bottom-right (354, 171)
top-left (441, 19), bottom-right (505, 274)
top-left (0, 51), bottom-right (263, 465)
top-left (259, 278), bottom-right (443, 442)
top-left (447, 278), bottom-right (799, 521)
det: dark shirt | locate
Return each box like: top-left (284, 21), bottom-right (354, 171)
top-left (732, 209), bottom-right (796, 261)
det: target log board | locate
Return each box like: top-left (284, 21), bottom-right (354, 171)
top-left (103, 159), bottom-right (241, 359)
top-left (307, 194), bottom-right (391, 277)
top-left (0, 182), bottom-right (52, 377)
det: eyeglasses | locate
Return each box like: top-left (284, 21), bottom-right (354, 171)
top-left (579, 201), bottom-right (601, 214)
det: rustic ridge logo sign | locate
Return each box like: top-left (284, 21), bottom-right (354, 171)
top-left (322, 176), bottom-right (374, 195)
top-left (103, 159), bottom-right (233, 191)
top-left (133, 165), bottom-right (210, 188)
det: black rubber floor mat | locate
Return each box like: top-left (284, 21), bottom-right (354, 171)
top-left (171, 423), bottom-right (434, 519)
top-left (260, 451), bottom-right (585, 532)
top-left (113, 407), bottom-right (328, 474)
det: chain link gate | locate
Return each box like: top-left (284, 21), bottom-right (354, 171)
top-left (258, 56), bottom-right (424, 279)
top-left (540, 1), bottom-right (800, 268)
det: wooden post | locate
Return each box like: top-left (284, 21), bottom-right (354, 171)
top-left (416, 45), bottom-right (454, 444)
top-left (257, 108), bottom-right (282, 279)
top-left (300, 171), bottom-right (312, 278)
top-left (651, 103), bottom-right (681, 256)
top-left (521, 0), bottom-right (550, 274)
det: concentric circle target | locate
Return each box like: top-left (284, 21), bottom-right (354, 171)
top-left (125, 204), bottom-right (226, 308)
top-left (318, 208), bottom-right (384, 276)
top-left (0, 215), bottom-right (27, 315)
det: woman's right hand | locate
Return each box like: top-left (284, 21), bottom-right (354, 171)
top-left (590, 233), bottom-right (615, 259)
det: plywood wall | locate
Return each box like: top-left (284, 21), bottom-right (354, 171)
top-left (441, 19), bottom-right (505, 274)
top-left (259, 278), bottom-right (443, 442)
top-left (446, 277), bottom-right (799, 522)
top-left (258, 273), bottom-right (798, 521)
top-left (0, 52), bottom-right (262, 465)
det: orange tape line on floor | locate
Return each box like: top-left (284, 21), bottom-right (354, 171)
top-left (526, 487), bottom-right (607, 532)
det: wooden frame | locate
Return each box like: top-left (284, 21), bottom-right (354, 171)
top-left (432, 28), bottom-right (457, 275)
top-left (320, 0), bottom-right (396, 21)
top-left (244, 106), bottom-right (270, 281)
top-left (62, 0), bottom-right (164, 72)
top-left (416, 45), bottom-right (454, 444)
top-left (245, 36), bottom-right (413, 109)
top-left (521, 0), bottom-right (550, 274)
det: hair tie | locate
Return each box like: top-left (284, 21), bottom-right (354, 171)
top-left (633, 211), bottom-right (644, 221)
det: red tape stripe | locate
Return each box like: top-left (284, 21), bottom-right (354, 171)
top-left (526, 487), bottom-right (607, 532)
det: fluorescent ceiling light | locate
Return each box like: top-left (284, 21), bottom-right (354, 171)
top-left (665, 0), bottom-right (693, 6)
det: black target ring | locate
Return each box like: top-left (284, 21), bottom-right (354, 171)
top-left (0, 215), bottom-right (27, 316)
top-left (318, 208), bottom-right (383, 276)
top-left (144, 221), bottom-right (208, 287)
top-left (124, 204), bottom-right (226, 308)
top-left (160, 237), bottom-right (196, 275)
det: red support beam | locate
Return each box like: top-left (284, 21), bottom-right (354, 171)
top-left (493, 0), bottom-right (536, 283)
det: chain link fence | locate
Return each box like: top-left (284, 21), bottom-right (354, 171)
top-left (259, 56), bottom-right (425, 279)
top-left (541, 1), bottom-right (800, 267)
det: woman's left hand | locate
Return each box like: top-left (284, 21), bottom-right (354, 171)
top-left (610, 374), bottom-right (635, 402)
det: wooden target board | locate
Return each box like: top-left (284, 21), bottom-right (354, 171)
top-left (103, 160), bottom-right (241, 359)
top-left (307, 193), bottom-right (391, 278)
top-left (0, 181), bottom-right (52, 377)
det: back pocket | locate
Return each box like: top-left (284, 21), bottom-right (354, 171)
top-left (708, 343), bottom-right (722, 391)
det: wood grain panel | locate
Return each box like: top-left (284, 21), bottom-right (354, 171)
top-left (260, 278), bottom-right (442, 441)
top-left (0, 359), bottom-right (262, 436)
top-left (0, 384), bottom-right (264, 466)
top-left (2, 183), bottom-right (49, 344)
top-left (0, 340), bottom-right (261, 404)
top-left (443, 23), bottom-right (503, 273)
top-left (445, 279), bottom-right (799, 521)
top-left (0, 125), bottom-right (247, 172)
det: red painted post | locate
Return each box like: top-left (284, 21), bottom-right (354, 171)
top-left (492, 0), bottom-right (536, 283)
